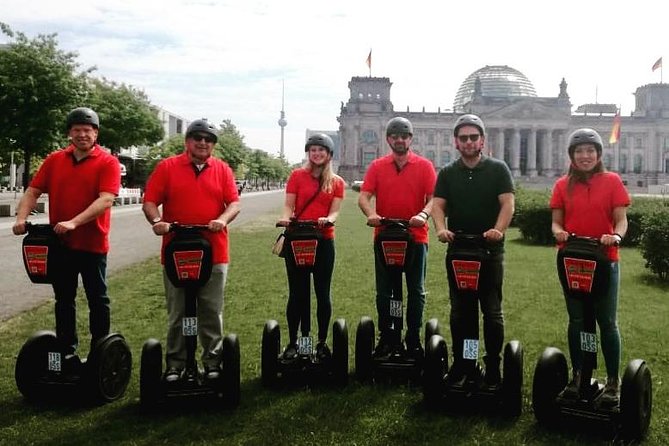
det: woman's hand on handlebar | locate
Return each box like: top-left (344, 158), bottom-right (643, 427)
top-left (409, 215), bottom-right (427, 227)
top-left (276, 218), bottom-right (291, 227)
top-left (553, 230), bottom-right (569, 243)
top-left (317, 216), bottom-right (333, 228)
top-left (600, 233), bottom-right (620, 246)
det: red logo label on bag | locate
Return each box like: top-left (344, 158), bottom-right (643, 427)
top-left (563, 257), bottom-right (596, 292)
top-left (381, 241), bottom-right (407, 266)
top-left (291, 240), bottom-right (318, 266)
top-left (24, 245), bottom-right (49, 276)
top-left (173, 250), bottom-right (204, 280)
top-left (451, 260), bottom-right (481, 290)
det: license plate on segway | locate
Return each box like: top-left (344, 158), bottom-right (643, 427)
top-left (463, 339), bottom-right (479, 360)
top-left (297, 336), bottom-right (313, 356)
top-left (48, 351), bottom-right (62, 372)
top-left (291, 240), bottom-right (318, 266)
top-left (182, 317), bottom-right (198, 336)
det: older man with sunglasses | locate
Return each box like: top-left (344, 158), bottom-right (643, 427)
top-left (142, 118), bottom-right (240, 384)
top-left (358, 116), bottom-right (436, 360)
top-left (431, 114), bottom-right (514, 388)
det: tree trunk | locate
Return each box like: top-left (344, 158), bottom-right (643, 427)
top-left (22, 148), bottom-right (32, 189)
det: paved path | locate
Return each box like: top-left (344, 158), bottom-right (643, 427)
top-left (0, 190), bottom-right (283, 321)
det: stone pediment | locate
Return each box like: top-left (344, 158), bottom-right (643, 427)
top-left (487, 99), bottom-right (564, 120)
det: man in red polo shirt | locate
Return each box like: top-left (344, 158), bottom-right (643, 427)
top-left (13, 107), bottom-right (121, 362)
top-left (143, 118), bottom-right (240, 383)
top-left (358, 116), bottom-right (436, 359)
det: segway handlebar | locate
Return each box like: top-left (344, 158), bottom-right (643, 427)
top-left (275, 219), bottom-right (334, 228)
top-left (375, 218), bottom-right (411, 228)
top-left (565, 233), bottom-right (619, 247)
top-left (169, 223), bottom-right (211, 232)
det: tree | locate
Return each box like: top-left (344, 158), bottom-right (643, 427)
top-left (0, 23), bottom-right (91, 187)
top-left (88, 78), bottom-right (164, 153)
top-left (145, 134), bottom-right (185, 174)
top-left (215, 119), bottom-right (248, 173)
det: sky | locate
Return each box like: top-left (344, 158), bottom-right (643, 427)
top-left (2, 0), bottom-right (667, 163)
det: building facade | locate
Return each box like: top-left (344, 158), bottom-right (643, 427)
top-left (337, 66), bottom-right (669, 189)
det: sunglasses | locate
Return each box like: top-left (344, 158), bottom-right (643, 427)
top-left (190, 134), bottom-right (216, 143)
top-left (389, 133), bottom-right (411, 140)
top-left (457, 134), bottom-right (481, 143)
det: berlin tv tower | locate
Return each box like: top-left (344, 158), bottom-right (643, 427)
top-left (278, 80), bottom-right (287, 158)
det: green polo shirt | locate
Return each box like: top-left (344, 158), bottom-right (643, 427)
top-left (434, 156), bottom-right (514, 254)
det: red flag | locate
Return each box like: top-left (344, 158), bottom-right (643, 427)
top-left (652, 57), bottom-right (662, 72)
top-left (366, 49), bottom-right (372, 69)
top-left (609, 113), bottom-right (621, 144)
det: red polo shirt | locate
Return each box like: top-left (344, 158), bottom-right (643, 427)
top-left (30, 144), bottom-right (120, 253)
top-left (362, 150), bottom-right (436, 243)
top-left (285, 168), bottom-right (345, 239)
top-left (550, 172), bottom-right (631, 261)
top-left (144, 152), bottom-right (239, 264)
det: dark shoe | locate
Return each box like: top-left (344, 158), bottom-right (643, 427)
top-left (283, 343), bottom-right (298, 360)
top-left (204, 365), bottom-right (222, 380)
top-left (560, 370), bottom-right (581, 399)
top-left (599, 377), bottom-right (620, 407)
top-left (445, 364), bottom-right (466, 386)
top-left (316, 342), bottom-right (331, 362)
top-left (484, 366), bottom-right (501, 388)
top-left (164, 367), bottom-right (182, 384)
top-left (373, 340), bottom-right (392, 358)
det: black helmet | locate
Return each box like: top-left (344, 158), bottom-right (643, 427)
top-left (567, 128), bottom-right (603, 155)
top-left (386, 117), bottom-right (413, 136)
top-left (186, 119), bottom-right (218, 143)
top-left (305, 133), bottom-right (334, 153)
top-left (453, 114), bottom-right (485, 137)
top-left (66, 107), bottom-right (99, 129)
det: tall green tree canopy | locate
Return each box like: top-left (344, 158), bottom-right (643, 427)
top-left (0, 22), bottom-right (91, 187)
top-left (215, 119), bottom-right (248, 173)
top-left (88, 78), bottom-right (164, 153)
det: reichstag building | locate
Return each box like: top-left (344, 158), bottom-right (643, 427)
top-left (336, 65), bottom-right (669, 189)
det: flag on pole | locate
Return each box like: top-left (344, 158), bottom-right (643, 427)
top-left (609, 112), bottom-right (621, 144)
top-left (366, 49), bottom-right (372, 70)
top-left (652, 57), bottom-right (662, 72)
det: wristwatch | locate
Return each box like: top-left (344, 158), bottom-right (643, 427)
top-left (151, 216), bottom-right (162, 225)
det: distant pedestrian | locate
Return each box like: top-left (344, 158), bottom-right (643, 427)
top-left (13, 107), bottom-right (121, 361)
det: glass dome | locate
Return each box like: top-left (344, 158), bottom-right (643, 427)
top-left (453, 65), bottom-right (537, 111)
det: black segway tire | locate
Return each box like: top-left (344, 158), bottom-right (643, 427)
top-left (87, 333), bottom-right (132, 403)
top-left (332, 318), bottom-right (349, 386)
top-left (140, 338), bottom-right (162, 409)
top-left (502, 340), bottom-right (524, 417)
top-left (620, 359), bottom-right (652, 440)
top-left (423, 334), bottom-right (448, 410)
top-left (355, 316), bottom-right (374, 382)
top-left (532, 346), bottom-right (568, 426)
top-left (15, 330), bottom-right (59, 401)
top-left (261, 320), bottom-right (280, 387)
top-left (221, 333), bottom-right (241, 408)
top-left (424, 318), bottom-right (440, 348)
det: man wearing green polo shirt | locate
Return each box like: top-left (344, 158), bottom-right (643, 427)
top-left (431, 114), bottom-right (514, 388)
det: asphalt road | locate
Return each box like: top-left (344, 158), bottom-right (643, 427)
top-left (0, 190), bottom-right (283, 321)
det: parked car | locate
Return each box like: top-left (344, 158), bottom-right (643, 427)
top-left (351, 180), bottom-right (363, 192)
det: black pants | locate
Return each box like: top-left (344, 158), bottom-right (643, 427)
top-left (51, 249), bottom-right (110, 355)
top-left (284, 238), bottom-right (335, 343)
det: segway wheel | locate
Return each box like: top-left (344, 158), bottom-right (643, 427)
top-left (140, 338), bottom-right (163, 409)
top-left (423, 334), bottom-right (448, 410)
top-left (332, 318), bottom-right (349, 386)
top-left (620, 359), bottom-right (652, 440)
top-left (502, 340), bottom-right (524, 417)
top-left (354, 316), bottom-right (374, 382)
top-left (261, 320), bottom-right (280, 387)
top-left (221, 334), bottom-right (241, 408)
top-left (87, 333), bottom-right (132, 403)
top-left (15, 330), bottom-right (59, 401)
top-left (532, 347), bottom-right (567, 426)
top-left (424, 318), bottom-right (440, 348)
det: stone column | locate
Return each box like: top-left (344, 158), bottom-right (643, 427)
top-left (527, 128), bottom-right (537, 177)
top-left (511, 128), bottom-right (521, 177)
top-left (493, 128), bottom-right (505, 160)
top-left (542, 129), bottom-right (553, 177)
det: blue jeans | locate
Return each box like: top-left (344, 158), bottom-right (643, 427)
top-left (284, 238), bottom-right (335, 343)
top-left (51, 249), bottom-right (110, 355)
top-left (374, 242), bottom-right (427, 344)
top-left (565, 261), bottom-right (621, 378)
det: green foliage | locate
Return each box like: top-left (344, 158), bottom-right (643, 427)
top-left (639, 206), bottom-right (669, 281)
top-left (87, 78), bottom-right (164, 153)
top-left (0, 22), bottom-right (91, 186)
top-left (513, 186), bottom-right (553, 245)
top-left (144, 134), bottom-right (185, 173)
top-left (216, 119), bottom-right (248, 173)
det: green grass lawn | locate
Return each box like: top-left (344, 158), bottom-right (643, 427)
top-left (0, 194), bottom-right (667, 445)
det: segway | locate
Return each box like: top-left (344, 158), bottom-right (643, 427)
top-left (532, 235), bottom-right (652, 440)
top-left (355, 218), bottom-right (441, 383)
top-left (422, 233), bottom-right (523, 416)
top-left (261, 220), bottom-right (348, 387)
top-left (15, 222), bottom-right (132, 404)
top-left (140, 224), bottom-right (240, 409)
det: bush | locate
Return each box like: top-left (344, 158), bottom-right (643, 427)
top-left (639, 207), bottom-right (669, 281)
top-left (513, 187), bottom-right (553, 245)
